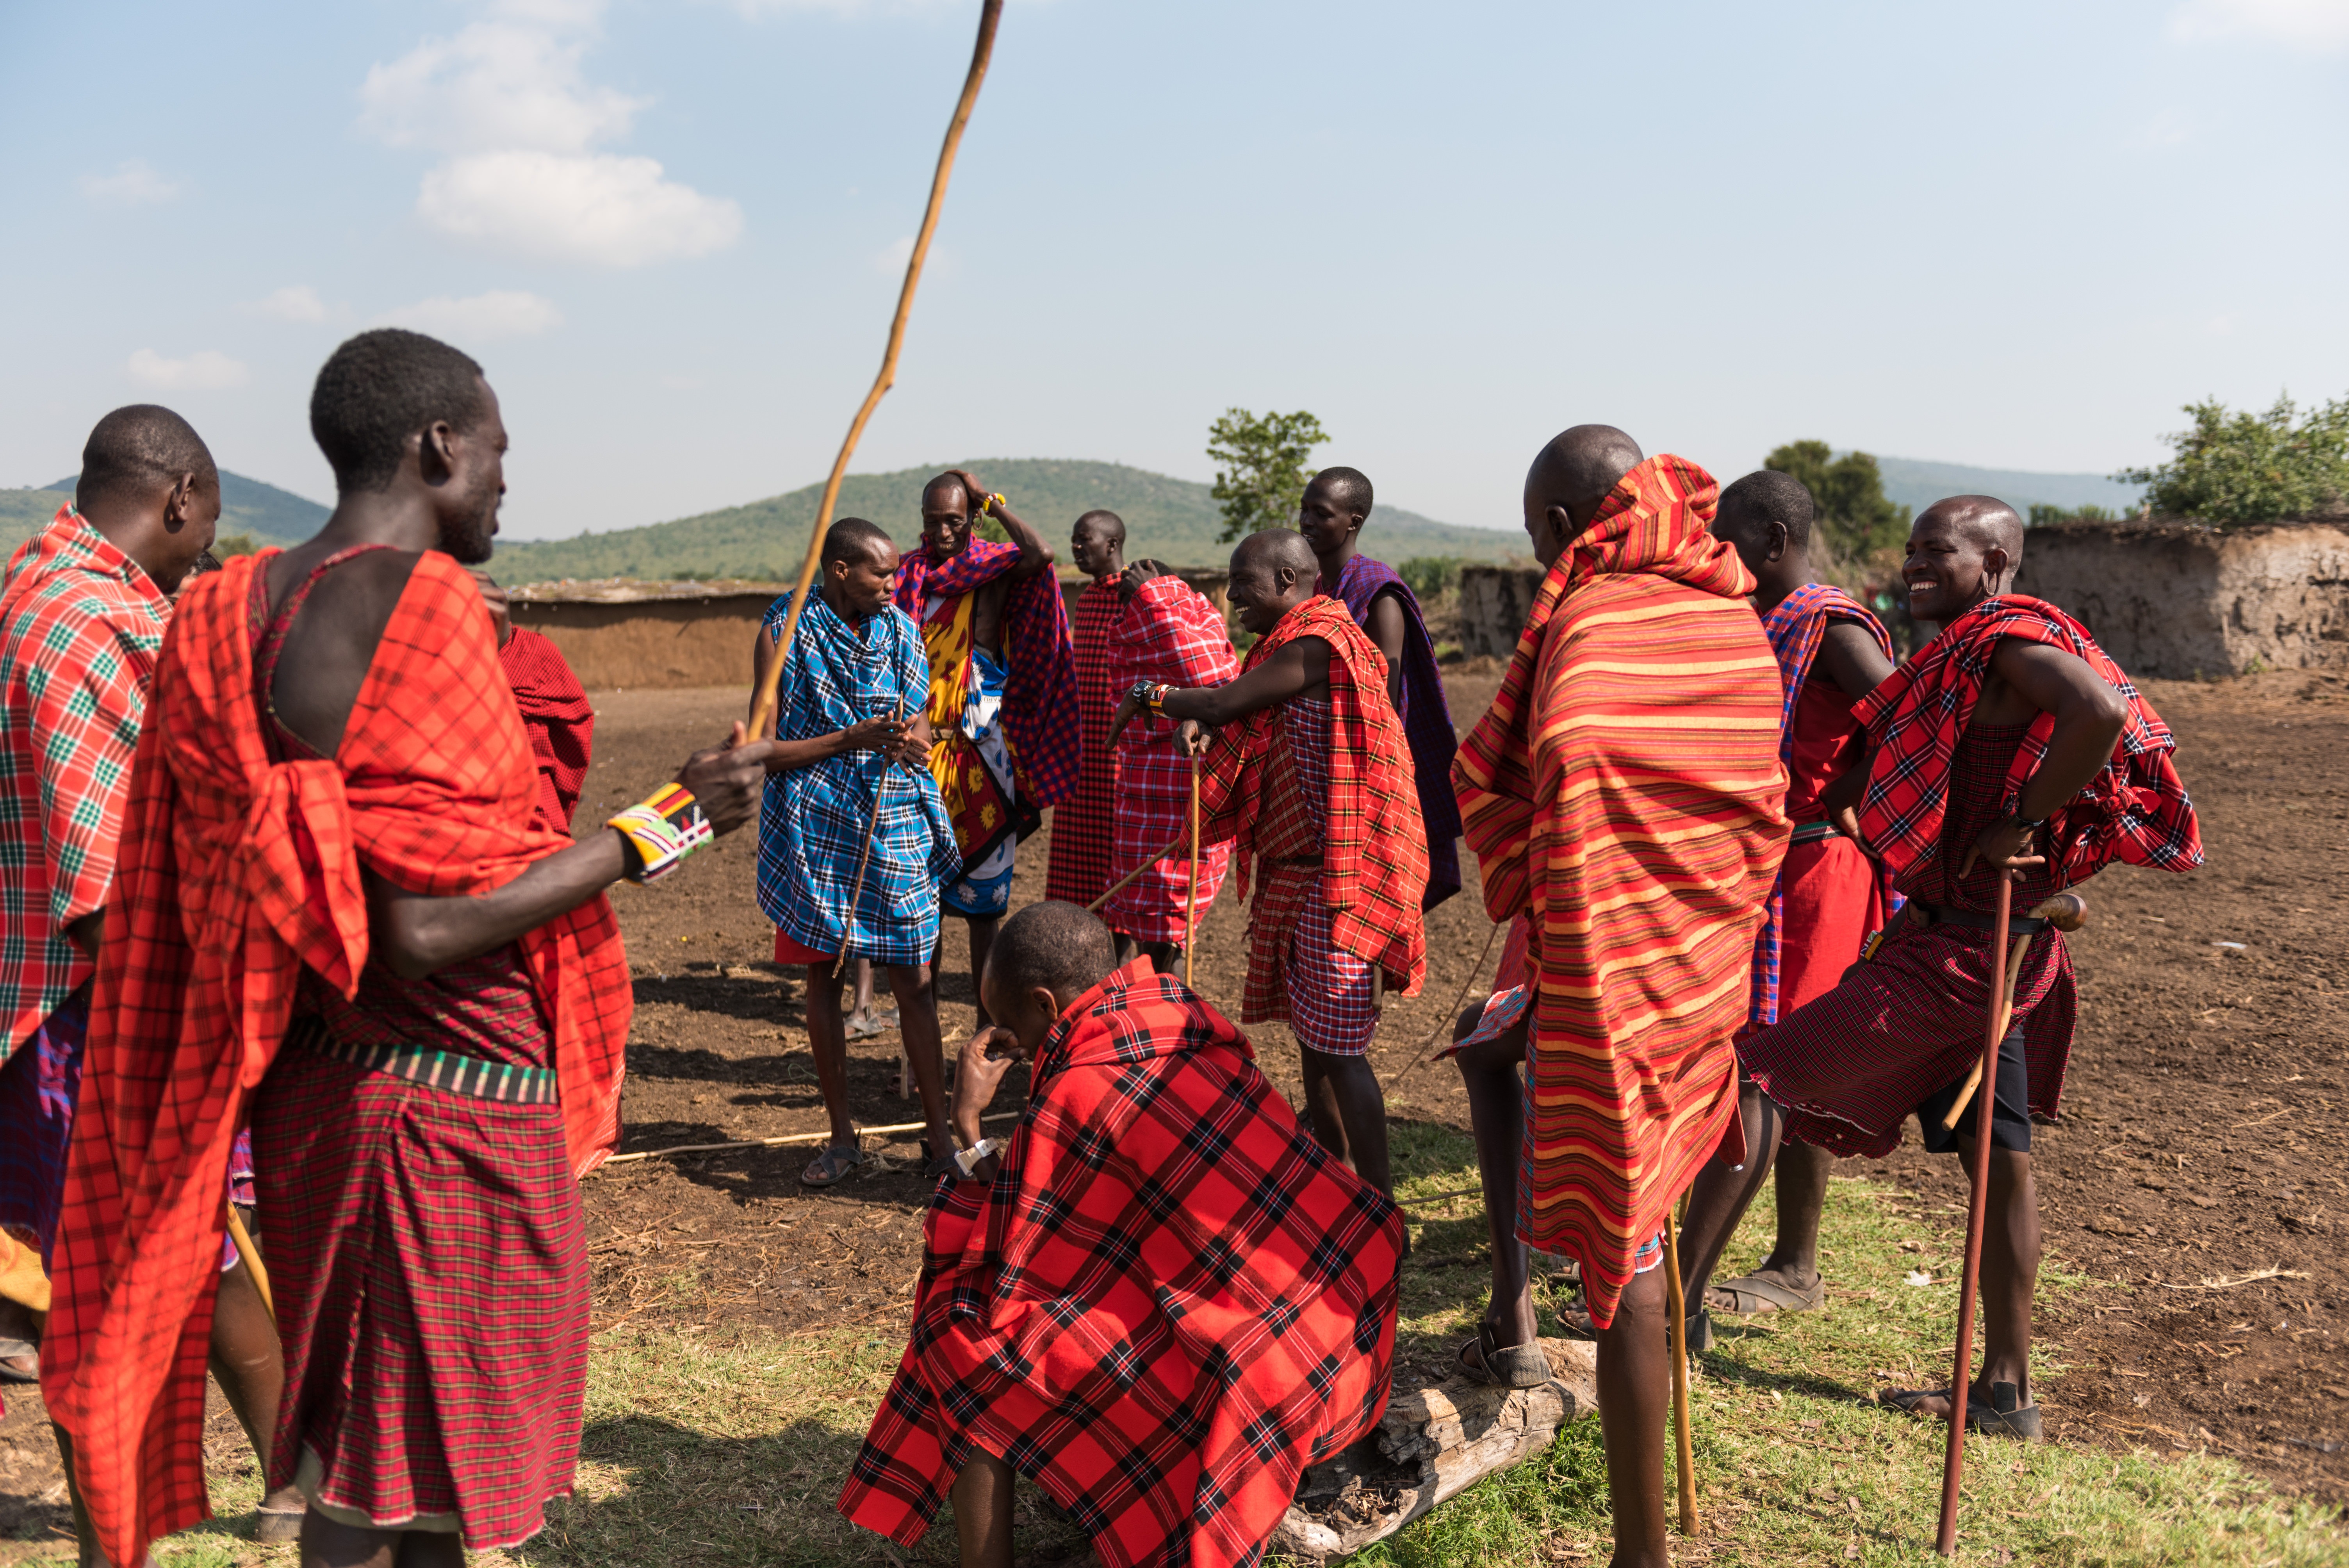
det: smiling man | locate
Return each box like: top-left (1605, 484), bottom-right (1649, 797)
top-left (1732, 495), bottom-right (2203, 1442)
top-left (753, 517), bottom-right (960, 1187)
top-left (893, 469), bottom-right (1078, 1029)
top-left (839, 900), bottom-right (1403, 1568)
top-left (42, 328), bottom-right (775, 1568)
top-left (1109, 527), bottom-right (1426, 1196)
top-left (1295, 467), bottom-right (1463, 908)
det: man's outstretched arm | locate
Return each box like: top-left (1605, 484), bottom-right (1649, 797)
top-left (1107, 636), bottom-right (1330, 746)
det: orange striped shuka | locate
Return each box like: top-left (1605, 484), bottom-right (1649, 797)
top-left (1451, 456), bottom-right (1789, 1329)
top-left (1197, 596), bottom-right (1426, 1021)
top-left (41, 552), bottom-right (632, 1566)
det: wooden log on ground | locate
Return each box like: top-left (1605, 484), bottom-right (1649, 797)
top-left (1269, 1338), bottom-right (1604, 1562)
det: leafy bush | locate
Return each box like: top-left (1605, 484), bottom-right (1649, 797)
top-left (1206, 408), bottom-right (1326, 543)
top-left (212, 532), bottom-right (260, 558)
top-left (2116, 393), bottom-right (2349, 525)
top-left (1763, 441), bottom-right (1911, 561)
top-left (1396, 556), bottom-right (1462, 599)
top-left (2027, 504), bottom-right (2121, 527)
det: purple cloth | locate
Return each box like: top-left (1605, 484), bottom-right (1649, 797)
top-left (0, 985), bottom-right (250, 1272)
top-left (1330, 554), bottom-right (1462, 907)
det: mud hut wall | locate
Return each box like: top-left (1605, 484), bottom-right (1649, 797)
top-left (509, 593), bottom-right (774, 690)
top-left (2017, 522), bottom-right (2349, 679)
top-left (1458, 566), bottom-right (1547, 658)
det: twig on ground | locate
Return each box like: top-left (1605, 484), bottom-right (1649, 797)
top-left (2157, 1266), bottom-right (2309, 1291)
top-left (595, 1111), bottom-right (1023, 1169)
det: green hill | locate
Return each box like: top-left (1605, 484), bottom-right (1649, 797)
top-left (4, 471), bottom-right (331, 555)
top-left (489, 459), bottom-right (1527, 584)
top-left (1874, 458), bottom-right (2141, 520)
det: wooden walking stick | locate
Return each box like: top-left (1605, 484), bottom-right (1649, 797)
top-left (225, 1200), bottom-right (274, 1325)
top-left (1661, 1199), bottom-right (1699, 1536)
top-left (1085, 830), bottom-right (1187, 914)
top-left (1936, 874), bottom-right (2012, 1556)
top-left (1184, 752), bottom-right (1201, 987)
top-left (1938, 891), bottom-right (2086, 1132)
top-left (746, 0), bottom-right (1005, 742)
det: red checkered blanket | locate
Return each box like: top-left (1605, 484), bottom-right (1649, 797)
top-left (838, 959), bottom-right (1404, 1568)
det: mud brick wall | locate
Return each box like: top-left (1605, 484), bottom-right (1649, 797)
top-left (510, 592), bottom-right (775, 690)
top-left (1458, 565), bottom-right (1547, 658)
top-left (2018, 520), bottom-right (2349, 679)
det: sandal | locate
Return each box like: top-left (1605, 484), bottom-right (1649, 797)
top-left (1554, 1302), bottom-right (1714, 1354)
top-left (1879, 1382), bottom-right (2041, 1440)
top-left (1456, 1320), bottom-right (1552, 1389)
top-left (799, 1143), bottom-right (866, 1188)
top-left (254, 1506), bottom-right (306, 1543)
top-left (0, 1337), bottom-right (36, 1385)
top-left (1709, 1269), bottom-right (1825, 1317)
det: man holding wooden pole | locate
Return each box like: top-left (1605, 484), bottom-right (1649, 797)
top-left (1726, 497), bottom-right (2201, 1461)
top-left (753, 518), bottom-right (962, 1186)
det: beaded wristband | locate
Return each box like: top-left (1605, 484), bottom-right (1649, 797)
top-left (608, 782), bottom-right (714, 884)
top-left (977, 492), bottom-right (1008, 517)
top-left (1127, 679), bottom-right (1171, 716)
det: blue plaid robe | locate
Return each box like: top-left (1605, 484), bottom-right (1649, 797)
top-left (757, 592), bottom-right (960, 965)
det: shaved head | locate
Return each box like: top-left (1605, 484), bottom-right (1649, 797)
top-left (1718, 469), bottom-right (1814, 550)
top-left (1231, 527), bottom-right (1319, 578)
top-left (1307, 466), bottom-right (1373, 517)
top-left (988, 900), bottom-right (1116, 1006)
top-left (922, 473), bottom-right (969, 511)
top-left (821, 516), bottom-right (893, 569)
top-left (1920, 494), bottom-right (2024, 559)
top-left (1073, 508), bottom-right (1125, 545)
top-left (78, 404), bottom-right (217, 509)
top-left (1527, 424), bottom-right (1643, 513)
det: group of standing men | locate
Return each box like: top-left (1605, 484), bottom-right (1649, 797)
top-left (0, 320), bottom-right (2209, 1568)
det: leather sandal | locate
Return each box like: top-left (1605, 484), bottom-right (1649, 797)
top-left (798, 1143), bottom-right (866, 1188)
top-left (1880, 1382), bottom-right (2041, 1440)
top-left (0, 1337), bottom-right (37, 1384)
top-left (1709, 1270), bottom-right (1825, 1317)
top-left (1456, 1320), bottom-right (1552, 1389)
top-left (1554, 1301), bottom-right (1714, 1354)
top-left (254, 1506), bottom-right (306, 1543)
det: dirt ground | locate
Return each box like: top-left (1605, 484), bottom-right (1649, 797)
top-left (4, 659), bottom-right (2344, 1551)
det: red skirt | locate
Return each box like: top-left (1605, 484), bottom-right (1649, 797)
top-left (1774, 835), bottom-right (1887, 1019)
top-left (253, 1048), bottom-right (589, 1549)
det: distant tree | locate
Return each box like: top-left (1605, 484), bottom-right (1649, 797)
top-left (1763, 441), bottom-right (1912, 561)
top-left (1397, 556), bottom-right (1462, 599)
top-left (1206, 408), bottom-right (1326, 543)
top-left (2027, 504), bottom-right (2120, 527)
top-left (2116, 394), bottom-right (2349, 526)
top-left (212, 532), bottom-right (259, 558)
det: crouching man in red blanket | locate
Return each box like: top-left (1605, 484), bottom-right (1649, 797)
top-left (1670, 469), bottom-right (1897, 1340)
top-left (41, 328), bottom-right (775, 1568)
top-left (839, 900), bottom-right (1403, 1568)
top-left (1718, 496), bottom-right (2202, 1441)
top-left (1108, 529), bottom-right (1427, 1197)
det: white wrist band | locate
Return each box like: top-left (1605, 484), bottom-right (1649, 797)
top-left (953, 1137), bottom-right (999, 1179)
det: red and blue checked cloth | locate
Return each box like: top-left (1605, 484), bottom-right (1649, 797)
top-left (894, 537), bottom-right (1081, 807)
top-left (1745, 722), bottom-right (2078, 1156)
top-left (1850, 594), bottom-right (2201, 888)
top-left (0, 507), bottom-right (169, 1058)
top-left (1104, 575), bottom-right (1239, 943)
top-left (1042, 577), bottom-right (1126, 906)
top-left (838, 959), bottom-right (1404, 1568)
top-left (1197, 597), bottom-right (1427, 1024)
top-left (42, 550), bottom-right (631, 1568)
top-left (1745, 584), bottom-right (1897, 1033)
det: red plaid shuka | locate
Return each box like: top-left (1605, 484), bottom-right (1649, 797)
top-left (41, 550), bottom-right (633, 1567)
top-left (1451, 456), bottom-right (1787, 1330)
top-left (1196, 597), bottom-right (1428, 1019)
top-left (1104, 574), bottom-right (1240, 943)
top-left (499, 626), bottom-right (595, 833)
top-left (894, 537), bottom-right (1081, 807)
top-left (1043, 577), bottom-right (1124, 905)
top-left (1850, 594), bottom-right (2202, 888)
top-left (839, 959), bottom-right (1404, 1568)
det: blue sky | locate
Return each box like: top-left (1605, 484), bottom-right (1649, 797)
top-left (3, 0), bottom-right (2344, 542)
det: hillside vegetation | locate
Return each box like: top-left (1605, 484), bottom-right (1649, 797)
top-left (489, 458), bottom-right (1526, 584)
top-left (0, 472), bottom-right (329, 556)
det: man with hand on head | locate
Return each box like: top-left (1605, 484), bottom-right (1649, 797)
top-left (1109, 529), bottom-right (1426, 1197)
top-left (1730, 496), bottom-right (2201, 1441)
top-left (895, 470), bottom-right (1078, 1029)
top-left (0, 406), bottom-right (310, 1555)
top-left (1040, 510), bottom-right (1126, 911)
top-left (752, 518), bottom-right (961, 1187)
top-left (43, 329), bottom-right (775, 1568)
top-left (1296, 465), bottom-right (1463, 908)
top-left (1450, 426), bottom-right (1787, 1568)
top-left (838, 900), bottom-right (1403, 1568)
top-left (1667, 470), bottom-right (1898, 1341)
top-left (1101, 555), bottom-right (1239, 972)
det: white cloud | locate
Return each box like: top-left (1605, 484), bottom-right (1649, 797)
top-left (2171, 0), bottom-right (2349, 49)
top-left (244, 284), bottom-right (329, 323)
top-left (372, 289), bottom-right (565, 340)
top-left (362, 2), bottom-right (739, 268)
top-left (419, 152), bottom-right (742, 266)
top-left (126, 350), bottom-right (250, 391)
top-left (81, 159), bottom-right (180, 205)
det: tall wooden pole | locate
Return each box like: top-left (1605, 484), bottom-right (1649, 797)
top-left (1662, 1201), bottom-right (1698, 1536)
top-left (748, 0), bottom-right (1006, 741)
top-left (1184, 754), bottom-right (1201, 986)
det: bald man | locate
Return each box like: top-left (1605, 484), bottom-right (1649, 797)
top-left (1296, 467), bottom-right (1464, 908)
top-left (838, 901), bottom-right (1402, 1568)
top-left (1040, 510), bottom-right (1126, 910)
top-left (1450, 425), bottom-right (1787, 1568)
top-left (1110, 529), bottom-right (1426, 1196)
top-left (892, 470), bottom-right (1079, 1028)
top-left (1722, 497), bottom-right (2202, 1442)
top-left (0, 406), bottom-right (309, 1548)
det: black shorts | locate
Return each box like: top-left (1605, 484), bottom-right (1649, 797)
top-left (1914, 1018), bottom-right (2031, 1155)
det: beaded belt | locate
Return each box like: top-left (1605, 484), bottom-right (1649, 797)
top-left (289, 1016), bottom-right (560, 1105)
top-left (1788, 820), bottom-right (1839, 845)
